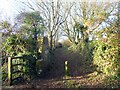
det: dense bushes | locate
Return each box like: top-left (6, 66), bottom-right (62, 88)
top-left (1, 33), bottom-right (42, 85)
top-left (68, 33), bottom-right (119, 80)
top-left (93, 37), bottom-right (119, 78)
top-left (68, 41), bottom-right (93, 64)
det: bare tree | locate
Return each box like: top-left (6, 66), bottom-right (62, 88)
top-left (62, 1), bottom-right (118, 43)
top-left (36, 0), bottom-right (74, 50)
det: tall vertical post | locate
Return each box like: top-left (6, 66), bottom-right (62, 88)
top-left (42, 37), bottom-right (49, 68)
top-left (8, 57), bottom-right (12, 85)
top-left (65, 61), bottom-right (68, 78)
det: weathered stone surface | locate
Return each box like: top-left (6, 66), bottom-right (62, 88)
top-left (36, 59), bottom-right (44, 75)
top-left (42, 37), bottom-right (49, 61)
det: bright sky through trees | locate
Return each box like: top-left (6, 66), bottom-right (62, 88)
top-left (0, 0), bottom-right (35, 23)
top-left (0, 0), bottom-right (119, 22)
top-left (0, 0), bottom-right (17, 22)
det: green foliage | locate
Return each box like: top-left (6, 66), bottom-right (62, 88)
top-left (0, 21), bottom-right (11, 29)
top-left (18, 12), bottom-right (44, 37)
top-left (24, 12), bottom-right (43, 25)
top-left (2, 12), bottom-right (45, 85)
top-left (92, 18), bottom-right (119, 78)
top-left (18, 12), bottom-right (45, 56)
top-left (93, 38), bottom-right (119, 77)
top-left (2, 63), bottom-right (8, 84)
top-left (2, 12), bottom-right (45, 57)
top-left (68, 41), bottom-right (93, 64)
top-left (3, 34), bottom-right (25, 56)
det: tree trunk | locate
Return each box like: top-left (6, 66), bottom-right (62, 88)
top-left (50, 31), bottom-right (53, 51)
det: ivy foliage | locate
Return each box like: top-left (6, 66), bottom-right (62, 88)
top-left (68, 19), bottom-right (119, 80)
top-left (93, 22), bottom-right (119, 77)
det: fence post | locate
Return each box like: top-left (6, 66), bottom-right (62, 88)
top-left (65, 61), bottom-right (68, 78)
top-left (8, 57), bottom-right (12, 85)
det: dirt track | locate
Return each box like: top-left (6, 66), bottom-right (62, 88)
top-left (2, 47), bottom-right (119, 89)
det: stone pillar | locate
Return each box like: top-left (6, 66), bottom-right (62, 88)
top-left (42, 37), bottom-right (49, 68)
top-left (36, 59), bottom-right (43, 75)
top-left (42, 37), bottom-right (49, 61)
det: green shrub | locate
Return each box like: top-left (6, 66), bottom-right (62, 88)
top-left (93, 39), bottom-right (119, 77)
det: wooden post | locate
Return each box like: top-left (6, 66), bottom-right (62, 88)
top-left (65, 61), bottom-right (68, 78)
top-left (8, 57), bottom-right (12, 85)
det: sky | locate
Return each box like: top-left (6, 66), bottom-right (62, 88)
top-left (0, 0), bottom-right (36, 24)
top-left (0, 0), bottom-right (119, 23)
top-left (0, 0), bottom-right (18, 22)
top-left (0, 0), bottom-right (119, 41)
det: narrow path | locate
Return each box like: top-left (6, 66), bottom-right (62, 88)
top-left (12, 78), bottom-right (66, 88)
top-left (3, 47), bottom-right (119, 89)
